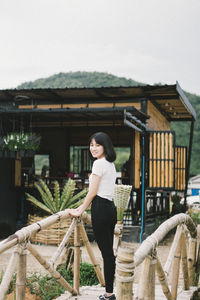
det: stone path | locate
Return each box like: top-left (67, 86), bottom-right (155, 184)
top-left (56, 285), bottom-right (199, 300)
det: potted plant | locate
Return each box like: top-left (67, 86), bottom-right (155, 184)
top-left (26, 178), bottom-right (88, 245)
top-left (2, 132), bottom-right (41, 158)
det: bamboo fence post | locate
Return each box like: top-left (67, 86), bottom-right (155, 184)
top-left (136, 255), bottom-right (151, 300)
top-left (79, 223), bottom-right (105, 286)
top-left (26, 242), bottom-right (77, 295)
top-left (116, 242), bottom-right (134, 300)
top-left (144, 251), bottom-right (156, 300)
top-left (73, 221), bottom-right (81, 294)
top-left (49, 218), bottom-right (77, 268)
top-left (16, 245), bottom-right (27, 300)
top-left (0, 246), bottom-right (20, 300)
top-left (156, 256), bottom-right (173, 300)
top-left (164, 225), bottom-right (182, 276)
top-left (113, 222), bottom-right (123, 256)
top-left (188, 237), bottom-right (197, 286)
top-left (181, 231), bottom-right (189, 290)
top-left (196, 225), bottom-right (200, 286)
top-left (197, 243), bottom-right (200, 286)
top-left (196, 238), bottom-right (200, 268)
top-left (171, 232), bottom-right (182, 300)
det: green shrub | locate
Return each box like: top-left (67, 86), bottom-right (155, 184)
top-left (28, 273), bottom-right (66, 300)
top-left (1, 262), bottom-right (99, 299)
top-left (79, 262), bottom-right (99, 286)
top-left (187, 209), bottom-right (200, 225)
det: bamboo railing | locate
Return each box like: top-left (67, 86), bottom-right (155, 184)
top-left (132, 213), bottom-right (200, 300)
top-left (0, 210), bottom-right (105, 300)
top-left (1, 212), bottom-right (199, 300)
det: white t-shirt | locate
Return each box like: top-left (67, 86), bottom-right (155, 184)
top-left (89, 157), bottom-right (116, 201)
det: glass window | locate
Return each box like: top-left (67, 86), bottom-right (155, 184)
top-left (34, 154), bottom-right (50, 177)
top-left (114, 147), bottom-right (130, 172)
top-left (70, 146), bottom-right (91, 175)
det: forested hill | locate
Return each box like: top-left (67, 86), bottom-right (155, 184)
top-left (17, 71), bottom-right (142, 89)
top-left (171, 91), bottom-right (200, 176)
top-left (17, 71), bottom-right (200, 175)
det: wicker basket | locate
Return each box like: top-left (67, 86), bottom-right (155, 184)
top-left (114, 184), bottom-right (132, 222)
top-left (28, 215), bottom-right (75, 246)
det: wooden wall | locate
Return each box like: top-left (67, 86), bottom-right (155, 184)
top-left (149, 132), bottom-right (174, 189)
top-left (147, 101), bottom-right (170, 131)
top-left (175, 146), bottom-right (187, 191)
top-left (134, 131), bottom-right (140, 189)
top-left (19, 102), bottom-right (141, 110)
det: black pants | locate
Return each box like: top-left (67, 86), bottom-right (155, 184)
top-left (91, 195), bottom-right (117, 293)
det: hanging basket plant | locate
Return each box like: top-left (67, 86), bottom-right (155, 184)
top-left (2, 132), bottom-right (41, 157)
top-left (19, 132), bottom-right (41, 157)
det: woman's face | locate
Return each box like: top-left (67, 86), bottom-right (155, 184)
top-left (90, 138), bottom-right (105, 159)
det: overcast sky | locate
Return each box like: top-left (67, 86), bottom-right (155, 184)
top-left (0, 0), bottom-right (200, 95)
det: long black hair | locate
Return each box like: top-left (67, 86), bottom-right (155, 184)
top-left (89, 132), bottom-right (116, 162)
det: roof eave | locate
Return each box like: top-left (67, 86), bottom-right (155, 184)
top-left (176, 81), bottom-right (197, 120)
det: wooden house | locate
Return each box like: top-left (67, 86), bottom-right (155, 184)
top-left (0, 82), bottom-right (196, 241)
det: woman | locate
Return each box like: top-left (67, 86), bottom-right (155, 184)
top-left (69, 132), bottom-right (117, 300)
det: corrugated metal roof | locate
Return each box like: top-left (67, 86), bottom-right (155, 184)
top-left (0, 82), bottom-right (196, 121)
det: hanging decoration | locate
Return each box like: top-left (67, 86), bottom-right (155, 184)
top-left (0, 132), bottom-right (41, 158)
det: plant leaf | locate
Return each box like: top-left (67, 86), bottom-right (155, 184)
top-left (60, 179), bottom-right (76, 210)
top-left (70, 198), bottom-right (84, 209)
top-left (34, 181), bottom-right (56, 213)
top-left (67, 188), bottom-right (88, 208)
top-left (39, 179), bottom-right (57, 212)
top-left (25, 193), bottom-right (52, 214)
top-left (54, 180), bottom-right (60, 211)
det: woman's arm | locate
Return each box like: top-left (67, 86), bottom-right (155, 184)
top-left (69, 174), bottom-right (101, 217)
